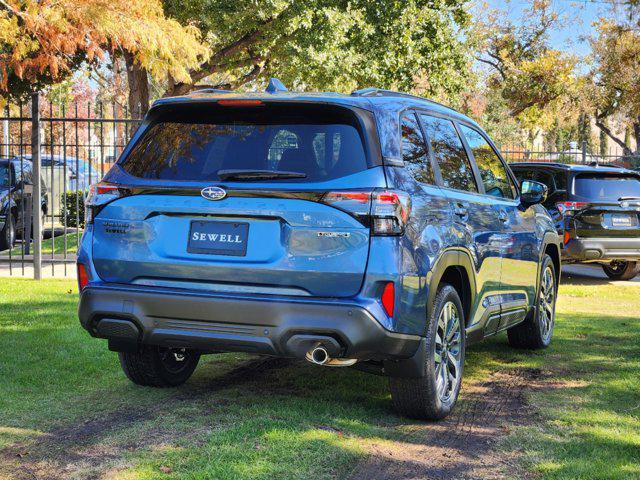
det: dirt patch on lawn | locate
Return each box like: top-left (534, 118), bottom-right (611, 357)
top-left (349, 368), bottom-right (548, 480)
top-left (0, 357), bottom-right (291, 480)
top-left (0, 361), bottom-right (552, 480)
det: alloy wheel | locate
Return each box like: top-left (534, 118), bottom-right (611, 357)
top-left (159, 347), bottom-right (192, 374)
top-left (539, 266), bottom-right (556, 341)
top-left (434, 301), bottom-right (463, 403)
top-left (605, 261), bottom-right (627, 275)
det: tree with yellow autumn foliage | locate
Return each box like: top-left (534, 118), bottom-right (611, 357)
top-left (0, 0), bottom-right (208, 116)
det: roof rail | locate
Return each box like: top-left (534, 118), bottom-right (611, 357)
top-left (266, 78), bottom-right (288, 94)
top-left (350, 87), bottom-right (451, 110)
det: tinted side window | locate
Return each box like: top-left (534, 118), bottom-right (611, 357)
top-left (513, 168), bottom-right (554, 190)
top-left (21, 162), bottom-right (34, 184)
top-left (460, 125), bottom-right (515, 199)
top-left (401, 113), bottom-right (435, 185)
top-left (419, 115), bottom-right (477, 192)
top-left (512, 168), bottom-right (568, 203)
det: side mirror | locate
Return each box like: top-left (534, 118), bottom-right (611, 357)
top-left (520, 180), bottom-right (548, 207)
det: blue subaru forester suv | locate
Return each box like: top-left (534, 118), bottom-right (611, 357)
top-left (78, 82), bottom-right (561, 420)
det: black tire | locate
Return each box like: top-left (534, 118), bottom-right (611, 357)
top-left (389, 284), bottom-right (466, 420)
top-left (602, 261), bottom-right (640, 281)
top-left (118, 346), bottom-right (200, 387)
top-left (0, 214), bottom-right (15, 251)
top-left (508, 254), bottom-right (557, 349)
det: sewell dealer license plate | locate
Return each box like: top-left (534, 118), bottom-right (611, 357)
top-left (611, 214), bottom-right (634, 227)
top-left (187, 220), bottom-right (249, 256)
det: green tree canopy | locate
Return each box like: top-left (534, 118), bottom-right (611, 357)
top-left (162, 0), bottom-right (472, 99)
top-left (473, 0), bottom-right (578, 131)
top-left (0, 0), bottom-right (207, 109)
top-left (590, 20), bottom-right (640, 154)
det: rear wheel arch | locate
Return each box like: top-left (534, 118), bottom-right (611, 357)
top-left (427, 249), bottom-right (476, 329)
top-left (541, 234), bottom-right (561, 286)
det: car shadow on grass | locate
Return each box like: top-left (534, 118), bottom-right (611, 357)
top-left (1, 284), bottom-right (638, 480)
top-left (0, 335), bottom-right (537, 480)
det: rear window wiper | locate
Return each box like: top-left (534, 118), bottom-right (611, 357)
top-left (619, 196), bottom-right (640, 202)
top-left (217, 169), bottom-right (307, 181)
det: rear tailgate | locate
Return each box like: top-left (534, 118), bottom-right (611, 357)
top-left (570, 173), bottom-right (640, 238)
top-left (91, 101), bottom-right (385, 297)
top-left (92, 189), bottom-right (376, 297)
top-left (573, 203), bottom-right (640, 238)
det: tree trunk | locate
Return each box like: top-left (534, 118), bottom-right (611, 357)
top-left (595, 112), bottom-right (632, 156)
top-left (634, 118), bottom-right (640, 154)
top-left (124, 51), bottom-right (150, 120)
top-left (113, 57), bottom-right (126, 155)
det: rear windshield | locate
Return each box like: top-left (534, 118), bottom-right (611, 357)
top-left (119, 107), bottom-right (369, 183)
top-left (573, 174), bottom-right (640, 201)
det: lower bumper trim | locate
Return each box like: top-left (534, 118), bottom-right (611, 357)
top-left (79, 285), bottom-right (421, 361)
top-left (564, 237), bottom-right (640, 262)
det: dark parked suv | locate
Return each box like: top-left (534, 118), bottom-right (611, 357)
top-left (0, 158), bottom-right (48, 251)
top-left (78, 83), bottom-right (561, 419)
top-left (512, 163), bottom-right (640, 280)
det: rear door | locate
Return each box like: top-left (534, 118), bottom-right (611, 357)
top-left (91, 102), bottom-right (384, 297)
top-left (570, 173), bottom-right (640, 238)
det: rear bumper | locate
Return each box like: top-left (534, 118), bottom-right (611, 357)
top-left (563, 237), bottom-right (640, 262)
top-left (78, 284), bottom-right (421, 361)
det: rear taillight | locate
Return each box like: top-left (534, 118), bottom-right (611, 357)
top-left (321, 189), bottom-right (411, 236)
top-left (381, 282), bottom-right (395, 317)
top-left (85, 181), bottom-right (128, 224)
top-left (371, 190), bottom-right (411, 235)
top-left (77, 263), bottom-right (89, 291)
top-left (563, 230), bottom-right (571, 245)
top-left (557, 201), bottom-right (588, 215)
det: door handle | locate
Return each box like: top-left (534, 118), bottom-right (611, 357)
top-left (498, 209), bottom-right (509, 223)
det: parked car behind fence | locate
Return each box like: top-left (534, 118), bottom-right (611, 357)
top-left (12, 154), bottom-right (100, 219)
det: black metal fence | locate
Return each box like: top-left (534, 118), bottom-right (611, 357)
top-left (501, 140), bottom-right (639, 169)
top-left (0, 93), bottom-right (140, 278)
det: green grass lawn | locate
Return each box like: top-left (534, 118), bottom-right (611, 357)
top-left (0, 277), bottom-right (638, 479)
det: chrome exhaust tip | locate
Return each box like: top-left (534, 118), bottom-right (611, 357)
top-left (310, 346), bottom-right (329, 365)
top-left (305, 344), bottom-right (357, 367)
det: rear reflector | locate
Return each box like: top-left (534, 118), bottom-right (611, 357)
top-left (563, 230), bottom-right (571, 245)
top-left (217, 99), bottom-right (264, 106)
top-left (381, 282), bottom-right (395, 317)
top-left (77, 263), bottom-right (89, 291)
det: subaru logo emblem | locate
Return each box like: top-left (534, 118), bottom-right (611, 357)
top-left (201, 186), bottom-right (226, 201)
